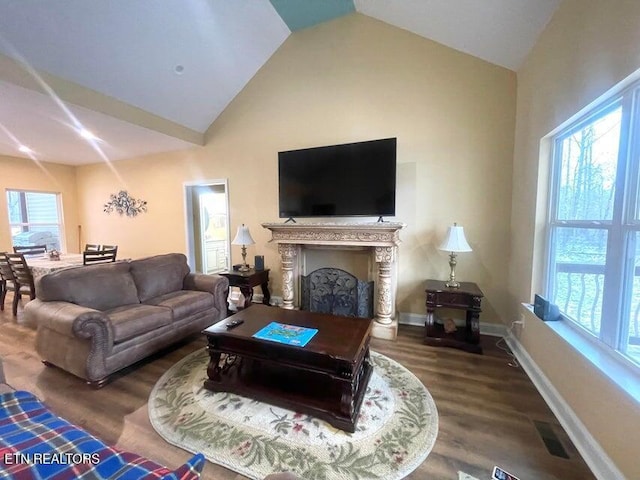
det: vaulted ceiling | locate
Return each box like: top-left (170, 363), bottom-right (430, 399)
top-left (0, 0), bottom-right (560, 165)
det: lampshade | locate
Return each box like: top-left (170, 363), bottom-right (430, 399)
top-left (439, 223), bottom-right (472, 252)
top-left (232, 224), bottom-right (255, 246)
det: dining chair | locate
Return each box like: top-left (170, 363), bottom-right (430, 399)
top-left (0, 252), bottom-right (16, 313)
top-left (13, 245), bottom-right (47, 256)
top-left (83, 247), bottom-right (118, 265)
top-left (5, 253), bottom-right (36, 316)
top-left (85, 243), bottom-right (101, 251)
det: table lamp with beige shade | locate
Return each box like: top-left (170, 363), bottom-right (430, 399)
top-left (438, 223), bottom-right (472, 288)
top-left (232, 224), bottom-right (255, 272)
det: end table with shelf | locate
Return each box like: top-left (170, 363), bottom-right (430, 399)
top-left (424, 279), bottom-right (484, 354)
top-left (220, 268), bottom-right (271, 310)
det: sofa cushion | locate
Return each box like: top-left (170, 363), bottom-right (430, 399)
top-left (145, 290), bottom-right (215, 319)
top-left (105, 304), bottom-right (172, 343)
top-left (37, 262), bottom-right (139, 311)
top-left (130, 253), bottom-right (190, 303)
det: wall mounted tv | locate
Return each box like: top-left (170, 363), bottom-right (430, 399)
top-left (278, 137), bottom-right (397, 219)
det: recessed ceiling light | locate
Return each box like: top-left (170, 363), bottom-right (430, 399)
top-left (18, 145), bottom-right (33, 154)
top-left (174, 64), bottom-right (185, 75)
top-left (79, 128), bottom-right (98, 141)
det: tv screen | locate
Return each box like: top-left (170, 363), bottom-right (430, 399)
top-left (278, 138), bottom-right (397, 219)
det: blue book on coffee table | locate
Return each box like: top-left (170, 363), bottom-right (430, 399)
top-left (253, 322), bottom-right (318, 347)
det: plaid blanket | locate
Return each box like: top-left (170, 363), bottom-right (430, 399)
top-left (0, 391), bottom-right (204, 479)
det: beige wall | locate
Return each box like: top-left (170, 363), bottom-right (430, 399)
top-left (511, 0), bottom-right (640, 477)
top-left (76, 13), bottom-right (516, 324)
top-left (75, 150), bottom-right (203, 259)
top-left (6, 4), bottom-right (636, 477)
top-left (0, 155), bottom-right (79, 253)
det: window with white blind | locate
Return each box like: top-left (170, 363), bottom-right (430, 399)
top-left (6, 190), bottom-right (64, 252)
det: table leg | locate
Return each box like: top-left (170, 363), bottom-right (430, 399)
top-left (261, 281), bottom-right (270, 305)
top-left (239, 286), bottom-right (253, 308)
top-left (467, 310), bottom-right (481, 344)
top-left (340, 384), bottom-right (354, 419)
top-left (206, 348), bottom-right (222, 382)
top-left (425, 307), bottom-right (437, 337)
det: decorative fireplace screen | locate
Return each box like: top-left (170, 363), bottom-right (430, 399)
top-left (301, 268), bottom-right (373, 318)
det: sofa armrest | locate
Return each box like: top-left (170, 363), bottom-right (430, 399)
top-left (25, 299), bottom-right (114, 345)
top-left (0, 360), bottom-right (11, 393)
top-left (183, 273), bottom-right (229, 307)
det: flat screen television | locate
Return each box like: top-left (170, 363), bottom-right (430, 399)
top-left (278, 137), bottom-right (397, 219)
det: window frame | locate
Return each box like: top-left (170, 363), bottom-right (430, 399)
top-left (544, 81), bottom-right (640, 369)
top-left (6, 188), bottom-right (66, 252)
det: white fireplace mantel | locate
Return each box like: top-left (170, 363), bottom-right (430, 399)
top-left (262, 222), bottom-right (406, 340)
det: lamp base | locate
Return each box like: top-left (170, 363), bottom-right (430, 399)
top-left (238, 246), bottom-right (250, 272)
top-left (446, 252), bottom-right (460, 288)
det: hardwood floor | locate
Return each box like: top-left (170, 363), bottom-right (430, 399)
top-left (0, 297), bottom-right (596, 480)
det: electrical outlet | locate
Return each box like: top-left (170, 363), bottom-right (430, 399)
top-left (512, 314), bottom-right (525, 330)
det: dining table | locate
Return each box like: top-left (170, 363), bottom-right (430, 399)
top-left (25, 253), bottom-right (84, 277)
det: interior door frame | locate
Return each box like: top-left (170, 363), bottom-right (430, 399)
top-left (183, 179), bottom-right (230, 273)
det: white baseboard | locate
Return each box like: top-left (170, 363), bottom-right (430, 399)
top-left (249, 307), bottom-right (508, 337)
top-left (398, 312), bottom-right (425, 326)
top-left (505, 333), bottom-right (625, 480)
top-left (251, 293), bottom-right (282, 306)
top-left (398, 312), bottom-right (507, 337)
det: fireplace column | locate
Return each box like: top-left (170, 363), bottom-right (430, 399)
top-left (278, 243), bottom-right (297, 310)
top-left (374, 246), bottom-right (395, 325)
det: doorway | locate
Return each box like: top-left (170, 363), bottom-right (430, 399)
top-left (184, 180), bottom-right (230, 274)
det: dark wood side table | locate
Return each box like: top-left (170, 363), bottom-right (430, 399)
top-left (220, 268), bottom-right (271, 309)
top-left (424, 279), bottom-right (484, 354)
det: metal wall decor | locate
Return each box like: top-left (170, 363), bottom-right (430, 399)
top-left (103, 190), bottom-right (148, 217)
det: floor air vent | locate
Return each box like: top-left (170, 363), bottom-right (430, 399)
top-left (533, 420), bottom-right (570, 459)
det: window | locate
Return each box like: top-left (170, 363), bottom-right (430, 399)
top-left (546, 81), bottom-right (640, 368)
top-left (6, 190), bottom-right (64, 251)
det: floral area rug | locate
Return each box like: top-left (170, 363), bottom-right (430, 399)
top-left (148, 349), bottom-right (438, 480)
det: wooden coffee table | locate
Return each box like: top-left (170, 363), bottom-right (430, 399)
top-left (202, 304), bottom-right (373, 432)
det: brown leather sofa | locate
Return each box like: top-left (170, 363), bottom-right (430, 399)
top-left (24, 253), bottom-right (229, 386)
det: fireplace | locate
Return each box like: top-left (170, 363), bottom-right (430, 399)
top-left (262, 222), bottom-right (405, 340)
